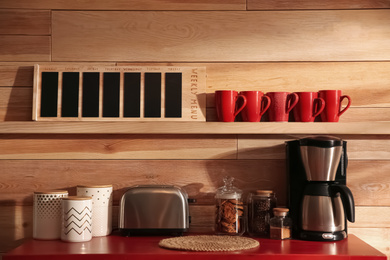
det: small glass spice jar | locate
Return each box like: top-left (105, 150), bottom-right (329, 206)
top-left (247, 190), bottom-right (277, 237)
top-left (215, 176), bottom-right (245, 236)
top-left (269, 207), bottom-right (292, 240)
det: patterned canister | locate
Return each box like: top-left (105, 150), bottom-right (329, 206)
top-left (77, 185), bottom-right (113, 237)
top-left (33, 190), bottom-right (68, 240)
top-left (61, 196), bottom-right (93, 242)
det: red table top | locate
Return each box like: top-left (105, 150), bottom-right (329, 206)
top-left (4, 233), bottom-right (386, 260)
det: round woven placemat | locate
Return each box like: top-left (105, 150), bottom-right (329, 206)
top-left (159, 235), bottom-right (260, 252)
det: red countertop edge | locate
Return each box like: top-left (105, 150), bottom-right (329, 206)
top-left (4, 233), bottom-right (386, 260)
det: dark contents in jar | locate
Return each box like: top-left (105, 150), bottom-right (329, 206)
top-left (249, 196), bottom-right (276, 236)
top-left (216, 199), bottom-right (244, 234)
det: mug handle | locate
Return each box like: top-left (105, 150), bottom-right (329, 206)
top-left (259, 96), bottom-right (271, 116)
top-left (313, 97), bottom-right (325, 117)
top-left (234, 95), bottom-right (247, 117)
top-left (339, 95), bottom-right (351, 116)
top-left (286, 93), bottom-right (299, 113)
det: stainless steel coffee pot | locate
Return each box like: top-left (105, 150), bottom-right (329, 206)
top-left (301, 183), bottom-right (354, 234)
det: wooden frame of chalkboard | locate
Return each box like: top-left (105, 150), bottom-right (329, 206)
top-left (33, 64), bottom-right (206, 121)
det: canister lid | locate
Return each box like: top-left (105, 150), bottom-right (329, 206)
top-left (215, 176), bottom-right (242, 200)
top-left (299, 136), bottom-right (343, 148)
top-left (273, 207), bottom-right (289, 216)
top-left (256, 190), bottom-right (273, 196)
top-left (62, 196), bottom-right (92, 200)
top-left (34, 190), bottom-right (68, 194)
top-left (77, 184), bottom-right (113, 188)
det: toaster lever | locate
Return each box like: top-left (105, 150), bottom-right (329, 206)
top-left (188, 198), bottom-right (197, 203)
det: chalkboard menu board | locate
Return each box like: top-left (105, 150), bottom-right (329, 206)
top-left (33, 65), bottom-right (206, 121)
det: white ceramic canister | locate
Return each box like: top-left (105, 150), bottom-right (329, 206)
top-left (61, 196), bottom-right (93, 242)
top-left (77, 185), bottom-right (113, 237)
top-left (33, 190), bottom-right (68, 240)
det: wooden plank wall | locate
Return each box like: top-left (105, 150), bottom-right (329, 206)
top-left (1, 0), bottom-right (390, 258)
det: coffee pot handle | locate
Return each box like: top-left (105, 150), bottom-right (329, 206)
top-left (331, 184), bottom-right (355, 223)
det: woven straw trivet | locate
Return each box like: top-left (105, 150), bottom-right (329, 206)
top-left (159, 235), bottom-right (260, 252)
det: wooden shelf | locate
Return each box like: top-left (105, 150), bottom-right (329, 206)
top-left (0, 121), bottom-right (389, 135)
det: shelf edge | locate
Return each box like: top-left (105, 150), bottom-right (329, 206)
top-left (0, 122), bottom-right (389, 135)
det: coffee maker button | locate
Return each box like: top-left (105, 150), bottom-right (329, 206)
top-left (322, 233), bottom-right (335, 240)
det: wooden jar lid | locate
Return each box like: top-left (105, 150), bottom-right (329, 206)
top-left (77, 185), bottom-right (113, 188)
top-left (273, 207), bottom-right (289, 216)
top-left (62, 196), bottom-right (92, 200)
top-left (256, 190), bottom-right (273, 195)
top-left (34, 190), bottom-right (68, 194)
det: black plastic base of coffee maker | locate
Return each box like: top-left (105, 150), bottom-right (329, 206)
top-left (299, 230), bottom-right (347, 241)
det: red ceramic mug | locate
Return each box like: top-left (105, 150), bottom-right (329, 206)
top-left (239, 91), bottom-right (271, 122)
top-left (215, 90), bottom-right (247, 122)
top-left (266, 92), bottom-right (299, 122)
top-left (293, 92), bottom-right (325, 122)
top-left (318, 90), bottom-right (351, 122)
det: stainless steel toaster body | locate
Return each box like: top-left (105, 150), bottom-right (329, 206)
top-left (119, 185), bottom-right (190, 236)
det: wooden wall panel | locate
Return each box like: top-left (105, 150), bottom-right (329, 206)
top-left (0, 63), bottom-right (115, 87)
top-left (0, 159), bottom-right (389, 207)
top-left (0, 159), bottom-right (287, 206)
top-left (348, 228), bottom-right (390, 257)
top-left (0, 87), bottom-right (32, 121)
top-left (52, 10), bottom-right (390, 62)
top-left (0, 36), bottom-right (50, 62)
top-left (0, 206), bottom-right (31, 255)
top-left (0, 134), bottom-right (237, 159)
top-left (0, 88), bottom-right (32, 108)
top-left (0, 0), bottom-right (246, 11)
top-left (3, 134), bottom-right (389, 160)
top-left (0, 10), bottom-right (50, 35)
top-left (349, 161), bottom-right (390, 207)
top-left (0, 108), bottom-right (31, 121)
top-left (351, 207), bottom-right (390, 228)
top-left (0, 66), bottom-right (33, 87)
top-left (247, 0), bottom-right (390, 10)
top-left (2, 0), bottom-right (390, 11)
top-left (238, 135), bottom-right (390, 160)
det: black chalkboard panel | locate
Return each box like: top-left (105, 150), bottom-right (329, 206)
top-left (124, 72), bottom-right (141, 117)
top-left (165, 73), bottom-right (182, 118)
top-left (40, 72), bottom-right (58, 117)
top-left (103, 72), bottom-right (120, 117)
top-left (61, 72), bottom-right (79, 117)
top-left (33, 65), bottom-right (206, 121)
top-left (144, 73), bottom-right (162, 118)
top-left (82, 72), bottom-right (100, 117)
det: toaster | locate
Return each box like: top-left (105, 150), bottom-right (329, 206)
top-left (119, 185), bottom-right (191, 236)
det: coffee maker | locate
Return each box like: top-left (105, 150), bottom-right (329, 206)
top-left (286, 136), bottom-right (355, 241)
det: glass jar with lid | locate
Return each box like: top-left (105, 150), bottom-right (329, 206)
top-left (247, 190), bottom-right (277, 237)
top-left (215, 176), bottom-right (245, 236)
top-left (269, 207), bottom-right (292, 240)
